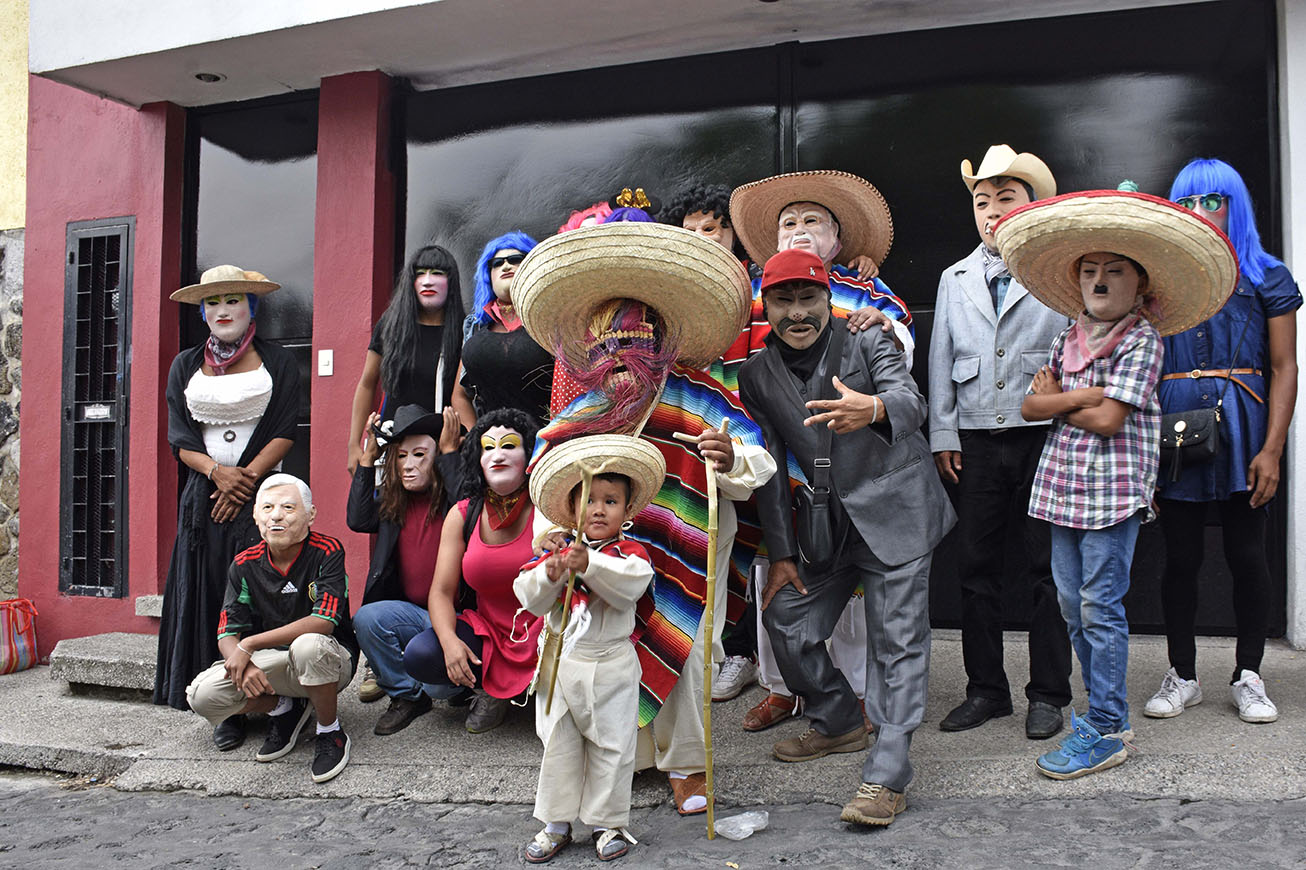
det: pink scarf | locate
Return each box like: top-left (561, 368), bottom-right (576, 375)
top-left (205, 322), bottom-right (257, 375)
top-left (1062, 306), bottom-right (1140, 373)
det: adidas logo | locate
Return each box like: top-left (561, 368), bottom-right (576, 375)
top-left (280, 581), bottom-right (297, 594)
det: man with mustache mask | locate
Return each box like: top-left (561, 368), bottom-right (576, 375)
top-left (738, 248), bottom-right (953, 828)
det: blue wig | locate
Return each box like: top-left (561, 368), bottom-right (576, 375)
top-left (1169, 158), bottom-right (1281, 286)
top-left (472, 231), bottom-right (538, 327)
top-left (603, 207), bottom-right (655, 224)
top-left (198, 293), bottom-right (259, 322)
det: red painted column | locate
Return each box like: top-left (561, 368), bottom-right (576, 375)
top-left (19, 77), bottom-right (185, 653)
top-left (310, 71), bottom-right (396, 605)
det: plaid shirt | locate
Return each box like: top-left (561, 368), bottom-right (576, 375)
top-left (1028, 317), bottom-right (1162, 530)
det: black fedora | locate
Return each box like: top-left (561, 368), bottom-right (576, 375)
top-left (373, 404), bottom-right (444, 447)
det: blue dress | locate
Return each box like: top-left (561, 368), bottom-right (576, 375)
top-left (1157, 264), bottom-right (1302, 502)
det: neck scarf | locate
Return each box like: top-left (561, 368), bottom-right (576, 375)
top-left (205, 321), bottom-right (257, 375)
top-left (980, 244), bottom-right (1009, 287)
top-left (484, 481), bottom-right (529, 530)
top-left (1062, 304), bottom-right (1143, 373)
top-left (487, 298), bottom-right (521, 331)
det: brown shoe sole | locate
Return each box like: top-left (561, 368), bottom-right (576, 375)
top-left (773, 730), bottom-right (868, 763)
top-left (840, 794), bottom-right (906, 826)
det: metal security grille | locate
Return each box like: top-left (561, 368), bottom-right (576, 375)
top-left (60, 218), bottom-right (134, 597)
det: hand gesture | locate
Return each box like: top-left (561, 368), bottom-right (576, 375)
top-left (359, 411), bottom-right (383, 468)
top-left (445, 638), bottom-right (483, 688)
top-left (761, 558), bottom-right (807, 611)
top-left (211, 464), bottom-right (257, 500)
top-left (804, 376), bottom-right (879, 433)
top-left (439, 407), bottom-right (463, 455)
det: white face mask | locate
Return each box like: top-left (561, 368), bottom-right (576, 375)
top-left (204, 294), bottom-right (252, 343)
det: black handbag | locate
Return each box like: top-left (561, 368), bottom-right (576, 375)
top-left (792, 325), bottom-right (846, 573)
top-left (1159, 316), bottom-right (1251, 483)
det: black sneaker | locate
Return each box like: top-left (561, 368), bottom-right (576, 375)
top-left (212, 714), bottom-right (247, 752)
top-left (311, 727), bottom-right (351, 783)
top-left (255, 699), bottom-right (311, 762)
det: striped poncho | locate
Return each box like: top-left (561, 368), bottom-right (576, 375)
top-left (534, 365), bottom-right (769, 726)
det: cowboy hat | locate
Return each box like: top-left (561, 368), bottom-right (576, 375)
top-left (513, 222), bottom-right (751, 370)
top-left (729, 170), bottom-right (894, 267)
top-left (993, 190), bottom-right (1238, 336)
top-left (171, 264), bottom-right (281, 303)
top-left (372, 404), bottom-right (446, 448)
top-left (529, 434), bottom-right (667, 531)
top-left (960, 144), bottom-right (1057, 201)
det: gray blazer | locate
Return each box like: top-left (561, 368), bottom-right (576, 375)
top-left (927, 244), bottom-right (1070, 453)
top-left (739, 319), bottom-right (956, 568)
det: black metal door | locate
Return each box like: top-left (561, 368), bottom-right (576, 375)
top-left (60, 218), bottom-right (134, 597)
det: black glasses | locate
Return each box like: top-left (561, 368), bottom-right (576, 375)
top-left (1175, 192), bottom-right (1225, 212)
top-left (489, 254), bottom-right (525, 269)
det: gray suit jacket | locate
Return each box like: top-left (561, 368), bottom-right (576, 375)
top-left (927, 244), bottom-right (1070, 453)
top-left (739, 319), bottom-right (956, 568)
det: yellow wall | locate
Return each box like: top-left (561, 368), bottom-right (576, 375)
top-left (0, 0), bottom-right (28, 230)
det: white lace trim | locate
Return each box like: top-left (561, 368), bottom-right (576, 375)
top-left (185, 365), bottom-right (274, 425)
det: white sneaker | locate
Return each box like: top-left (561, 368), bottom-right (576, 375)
top-left (1143, 667), bottom-right (1202, 719)
top-left (712, 656), bottom-right (758, 701)
top-left (1231, 669), bottom-right (1279, 723)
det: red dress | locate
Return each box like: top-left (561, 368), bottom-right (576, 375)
top-left (454, 499), bottom-right (543, 699)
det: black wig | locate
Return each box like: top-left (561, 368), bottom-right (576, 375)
top-left (377, 244), bottom-right (466, 406)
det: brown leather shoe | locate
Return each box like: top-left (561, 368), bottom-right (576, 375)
top-left (373, 693), bottom-right (432, 735)
top-left (742, 692), bottom-right (801, 732)
top-left (840, 782), bottom-right (906, 826)
top-left (772, 725), bottom-right (867, 762)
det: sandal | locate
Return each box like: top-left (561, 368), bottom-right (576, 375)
top-left (670, 771), bottom-right (708, 816)
top-left (742, 692), bottom-right (801, 732)
top-left (594, 827), bottom-right (637, 861)
top-left (524, 826), bottom-right (572, 864)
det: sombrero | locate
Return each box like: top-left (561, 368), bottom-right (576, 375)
top-left (171, 264), bottom-right (281, 303)
top-left (529, 434), bottom-right (667, 532)
top-left (994, 191), bottom-right (1238, 336)
top-left (514, 222), bottom-right (751, 370)
top-left (729, 170), bottom-right (894, 267)
top-left (960, 144), bottom-right (1057, 201)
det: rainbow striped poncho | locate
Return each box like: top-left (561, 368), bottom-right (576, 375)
top-left (533, 365), bottom-right (766, 726)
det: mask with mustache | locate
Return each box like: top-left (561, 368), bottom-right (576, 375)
top-left (777, 315), bottom-right (824, 334)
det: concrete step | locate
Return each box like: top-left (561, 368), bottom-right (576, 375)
top-left (48, 632), bottom-right (157, 692)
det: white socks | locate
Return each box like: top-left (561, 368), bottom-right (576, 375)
top-left (316, 718), bottom-right (340, 734)
top-left (545, 822), bottom-right (570, 836)
top-left (269, 696), bottom-right (292, 717)
top-left (669, 771), bottom-right (706, 813)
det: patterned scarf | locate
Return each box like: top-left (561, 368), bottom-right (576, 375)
top-left (1063, 304), bottom-right (1143, 373)
top-left (204, 321), bottom-right (256, 375)
top-left (486, 298), bottom-right (521, 330)
top-left (483, 481), bottom-right (529, 530)
top-left (980, 244), bottom-right (1010, 286)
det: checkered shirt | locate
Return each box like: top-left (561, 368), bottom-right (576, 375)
top-left (1028, 317), bottom-right (1163, 530)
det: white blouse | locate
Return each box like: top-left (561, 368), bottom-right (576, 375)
top-left (184, 365), bottom-right (276, 468)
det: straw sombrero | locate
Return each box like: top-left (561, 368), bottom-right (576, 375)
top-left (171, 264), bottom-right (281, 303)
top-left (529, 434), bottom-right (667, 532)
top-left (514, 222), bottom-right (750, 370)
top-left (993, 191), bottom-right (1238, 336)
top-left (729, 170), bottom-right (894, 267)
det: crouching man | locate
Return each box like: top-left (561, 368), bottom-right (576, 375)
top-left (738, 249), bottom-right (955, 827)
top-left (186, 473), bottom-right (359, 784)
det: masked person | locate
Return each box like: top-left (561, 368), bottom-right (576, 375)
top-left (738, 248), bottom-right (954, 828)
top-left (155, 266), bottom-right (300, 756)
top-left (1000, 186), bottom-right (1237, 779)
top-left (515, 221), bottom-right (777, 817)
top-left (186, 474), bottom-right (358, 784)
top-left (929, 145), bottom-right (1073, 740)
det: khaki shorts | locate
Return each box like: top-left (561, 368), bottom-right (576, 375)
top-left (186, 633), bottom-right (354, 727)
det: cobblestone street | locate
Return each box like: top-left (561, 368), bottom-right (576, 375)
top-left (4, 770), bottom-right (1306, 869)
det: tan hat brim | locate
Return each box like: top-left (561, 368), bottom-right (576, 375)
top-left (529, 434), bottom-right (667, 531)
top-left (993, 191), bottom-right (1238, 336)
top-left (170, 280), bottom-right (282, 304)
top-left (514, 223), bottom-right (751, 370)
top-left (730, 171), bottom-right (894, 267)
top-left (960, 148), bottom-right (1057, 202)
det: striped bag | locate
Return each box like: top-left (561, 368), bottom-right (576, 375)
top-left (0, 597), bottom-right (38, 674)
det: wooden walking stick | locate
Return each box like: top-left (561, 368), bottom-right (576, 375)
top-left (675, 417), bottom-right (731, 839)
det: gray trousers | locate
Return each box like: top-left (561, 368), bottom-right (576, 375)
top-left (762, 534), bottom-right (931, 792)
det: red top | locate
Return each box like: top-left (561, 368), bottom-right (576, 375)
top-left (396, 497), bottom-right (441, 606)
top-left (454, 499), bottom-right (543, 698)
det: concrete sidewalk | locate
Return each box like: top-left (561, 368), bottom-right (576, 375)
top-left (1, 631), bottom-right (1302, 806)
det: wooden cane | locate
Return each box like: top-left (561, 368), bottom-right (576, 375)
top-left (542, 466), bottom-right (593, 717)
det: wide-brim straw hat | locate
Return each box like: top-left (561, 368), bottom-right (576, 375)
top-left (529, 434), bottom-right (667, 531)
top-left (171, 264), bottom-right (281, 303)
top-left (960, 144), bottom-right (1057, 201)
top-left (993, 191), bottom-right (1238, 337)
top-left (729, 170), bottom-right (894, 267)
top-left (514, 222), bottom-right (751, 370)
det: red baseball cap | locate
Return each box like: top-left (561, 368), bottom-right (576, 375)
top-left (759, 248), bottom-right (830, 293)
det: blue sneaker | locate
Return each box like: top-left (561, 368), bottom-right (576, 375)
top-left (1035, 710), bottom-right (1127, 780)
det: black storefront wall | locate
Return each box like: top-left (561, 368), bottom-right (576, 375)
top-left (178, 0), bottom-right (1278, 634)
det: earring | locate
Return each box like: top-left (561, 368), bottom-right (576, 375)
top-left (621, 520), bottom-right (634, 531)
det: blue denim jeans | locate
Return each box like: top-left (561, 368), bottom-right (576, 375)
top-left (1049, 513), bottom-right (1140, 734)
top-left (353, 599), bottom-right (460, 701)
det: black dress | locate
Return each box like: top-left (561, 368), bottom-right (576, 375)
top-left (459, 323), bottom-right (553, 424)
top-left (152, 337), bottom-right (301, 709)
top-left (368, 320), bottom-right (453, 417)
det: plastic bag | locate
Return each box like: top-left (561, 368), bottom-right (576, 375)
top-left (0, 598), bottom-right (38, 674)
top-left (714, 810), bottom-right (769, 841)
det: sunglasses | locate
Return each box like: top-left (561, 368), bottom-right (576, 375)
top-left (489, 254), bottom-right (525, 270)
top-left (1175, 192), bottom-right (1226, 212)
